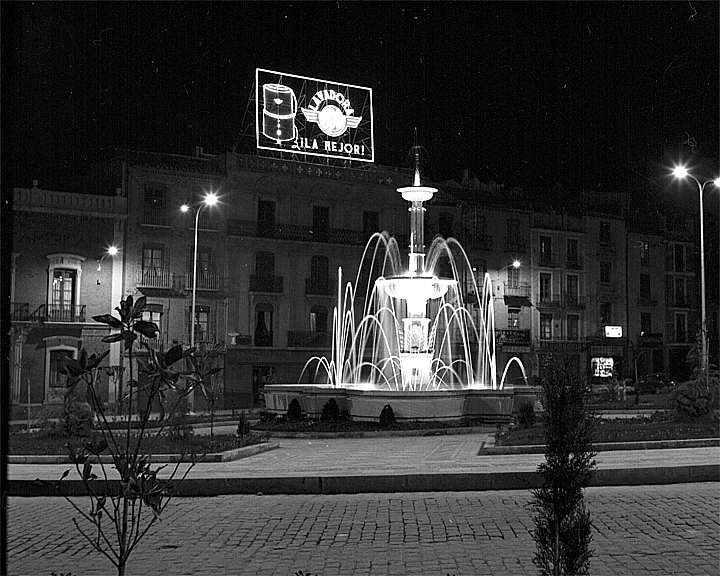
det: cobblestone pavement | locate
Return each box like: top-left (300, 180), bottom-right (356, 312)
top-left (7, 483), bottom-right (719, 576)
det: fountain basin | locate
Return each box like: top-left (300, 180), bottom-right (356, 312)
top-left (264, 384), bottom-right (537, 424)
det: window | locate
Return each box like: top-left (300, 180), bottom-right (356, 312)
top-left (640, 274), bottom-right (651, 299)
top-left (143, 183), bottom-right (167, 225)
top-left (507, 218), bottom-right (519, 238)
top-left (674, 277), bottom-right (686, 307)
top-left (600, 221), bottom-right (611, 244)
top-left (674, 244), bottom-right (685, 273)
top-left (600, 302), bottom-right (612, 325)
top-left (507, 264), bottom-right (520, 288)
top-left (190, 305), bottom-right (211, 343)
top-left (310, 305), bottom-right (328, 333)
top-left (640, 313), bottom-right (652, 335)
top-left (467, 209), bottom-right (486, 241)
top-left (675, 313), bottom-right (687, 343)
top-left (51, 269), bottom-right (76, 318)
top-left (507, 308), bottom-right (520, 329)
top-left (539, 235), bottom-right (552, 266)
top-left (566, 238), bottom-right (579, 268)
top-left (600, 261), bottom-right (611, 283)
top-left (566, 274), bottom-right (579, 304)
top-left (540, 273), bottom-right (552, 302)
top-left (363, 210), bottom-right (379, 237)
top-left (143, 243), bottom-right (164, 271)
top-left (142, 304), bottom-right (162, 329)
top-left (313, 206), bottom-right (330, 242)
top-left (472, 259), bottom-right (487, 283)
top-left (439, 213), bottom-right (454, 238)
top-left (308, 255), bottom-right (330, 294)
top-left (48, 349), bottom-right (74, 390)
top-left (258, 200), bottom-right (276, 237)
top-left (256, 252), bottom-right (275, 276)
top-left (639, 241), bottom-right (650, 267)
top-left (567, 314), bottom-right (580, 341)
top-left (540, 314), bottom-right (553, 340)
top-left (254, 303), bottom-right (274, 347)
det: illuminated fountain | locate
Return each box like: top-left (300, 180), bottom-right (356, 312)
top-left (264, 148), bottom-right (534, 422)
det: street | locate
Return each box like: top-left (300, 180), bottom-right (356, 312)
top-left (7, 482), bottom-right (719, 576)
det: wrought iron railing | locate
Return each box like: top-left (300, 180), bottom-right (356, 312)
top-left (249, 274), bottom-right (284, 293)
top-left (136, 266), bottom-right (173, 289)
top-left (495, 329), bottom-right (532, 346)
top-left (287, 331), bottom-right (332, 348)
top-left (46, 304), bottom-right (86, 322)
top-left (11, 302), bottom-right (30, 321)
top-left (306, 277), bottom-right (331, 295)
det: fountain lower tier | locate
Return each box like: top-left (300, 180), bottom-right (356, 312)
top-left (264, 384), bottom-right (540, 424)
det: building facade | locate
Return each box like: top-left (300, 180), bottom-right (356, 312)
top-left (8, 151), bottom-right (703, 417)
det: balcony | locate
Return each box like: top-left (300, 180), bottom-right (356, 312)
top-left (137, 266), bottom-right (173, 289)
top-left (562, 292), bottom-right (586, 309)
top-left (597, 282), bottom-right (618, 298)
top-left (141, 206), bottom-right (169, 227)
top-left (537, 295), bottom-right (561, 308)
top-left (504, 237), bottom-right (526, 252)
top-left (11, 302), bottom-right (30, 321)
top-left (503, 283), bottom-right (531, 298)
top-left (139, 333), bottom-right (170, 352)
top-left (306, 277), bottom-right (331, 295)
top-left (637, 295), bottom-right (658, 307)
top-left (495, 329), bottom-right (532, 346)
top-left (184, 270), bottom-right (222, 291)
top-left (565, 258), bottom-right (584, 270)
top-left (287, 331), bottom-right (332, 348)
top-left (249, 274), bottom-right (284, 293)
top-left (638, 333), bottom-right (663, 347)
top-left (227, 219), bottom-right (366, 246)
top-left (42, 304), bottom-right (86, 323)
top-left (538, 256), bottom-right (556, 268)
top-left (597, 244), bottom-right (617, 260)
top-left (464, 234), bottom-right (493, 251)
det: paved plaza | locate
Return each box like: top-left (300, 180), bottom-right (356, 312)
top-left (7, 483), bottom-right (720, 576)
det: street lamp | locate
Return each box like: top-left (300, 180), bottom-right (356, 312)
top-left (97, 245), bottom-right (119, 271)
top-left (672, 166), bottom-right (720, 376)
top-left (181, 191), bottom-right (218, 351)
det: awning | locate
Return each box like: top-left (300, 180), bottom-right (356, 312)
top-left (504, 295), bottom-right (532, 308)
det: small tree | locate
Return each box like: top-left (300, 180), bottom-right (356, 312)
top-left (531, 354), bottom-right (596, 576)
top-left (43, 296), bottom-right (215, 576)
top-left (192, 343), bottom-right (225, 438)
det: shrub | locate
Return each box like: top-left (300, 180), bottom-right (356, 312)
top-left (62, 397), bottom-right (95, 437)
top-left (287, 398), bottom-right (303, 422)
top-left (517, 400), bottom-right (536, 429)
top-left (379, 404), bottom-right (396, 429)
top-left (673, 375), bottom-right (719, 418)
top-left (237, 412), bottom-right (251, 438)
top-left (321, 398), bottom-right (340, 423)
top-left (259, 410), bottom-right (275, 423)
top-left (168, 396), bottom-right (193, 444)
top-left (36, 407), bottom-right (64, 438)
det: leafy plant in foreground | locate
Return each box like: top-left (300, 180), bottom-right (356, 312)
top-left (531, 354), bottom-right (596, 576)
top-left (41, 296), bottom-right (216, 576)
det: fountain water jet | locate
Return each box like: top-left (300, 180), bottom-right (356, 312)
top-left (264, 146), bottom-right (537, 422)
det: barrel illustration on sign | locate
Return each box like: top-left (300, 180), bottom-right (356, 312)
top-left (255, 68), bottom-right (374, 163)
top-left (262, 83), bottom-right (298, 143)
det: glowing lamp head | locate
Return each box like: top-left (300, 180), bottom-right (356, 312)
top-left (512, 260), bottom-right (521, 268)
top-left (180, 204), bottom-right (190, 213)
top-left (107, 246), bottom-right (118, 257)
top-left (672, 166), bottom-right (689, 179)
top-left (204, 192), bottom-right (218, 206)
top-left (714, 178), bottom-right (720, 188)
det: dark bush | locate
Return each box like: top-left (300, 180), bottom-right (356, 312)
top-left (259, 410), bottom-right (275, 423)
top-left (379, 404), bottom-right (396, 429)
top-left (673, 375), bottom-right (719, 418)
top-left (168, 396), bottom-right (193, 444)
top-left (237, 412), bottom-right (251, 438)
top-left (287, 398), bottom-right (303, 422)
top-left (62, 397), bottom-right (95, 437)
top-left (321, 398), bottom-right (340, 423)
top-left (517, 400), bottom-right (536, 428)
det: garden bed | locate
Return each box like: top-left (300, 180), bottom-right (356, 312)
top-left (497, 412), bottom-right (719, 447)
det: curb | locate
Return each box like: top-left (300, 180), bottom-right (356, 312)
top-left (479, 437), bottom-right (720, 455)
top-left (7, 442), bottom-right (279, 465)
top-left (261, 426), bottom-right (494, 439)
top-left (9, 465), bottom-right (719, 497)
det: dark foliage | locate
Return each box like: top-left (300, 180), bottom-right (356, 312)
top-left (517, 400), bottom-right (536, 429)
top-left (531, 355), bottom-right (596, 576)
top-left (379, 404), bottom-right (396, 429)
top-left (287, 398), bottom-right (303, 422)
top-left (320, 398), bottom-right (340, 423)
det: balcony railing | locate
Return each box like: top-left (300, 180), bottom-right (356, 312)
top-left (46, 304), bottom-right (86, 323)
top-left (142, 206), bottom-right (169, 226)
top-left (504, 237), bottom-right (526, 252)
top-left (11, 302), bottom-right (30, 321)
top-left (139, 333), bottom-right (170, 352)
top-left (306, 277), bottom-right (331, 295)
top-left (539, 256), bottom-right (556, 268)
top-left (184, 271), bottom-right (221, 291)
top-left (503, 283), bottom-right (531, 298)
top-left (597, 282), bottom-right (618, 297)
top-left (137, 266), bottom-right (173, 289)
top-left (562, 293), bottom-right (586, 309)
top-left (227, 219), bottom-right (376, 246)
top-left (537, 295), bottom-right (561, 308)
top-left (597, 244), bottom-right (617, 260)
top-left (565, 258), bottom-right (584, 270)
top-left (287, 331), bottom-right (332, 348)
top-left (464, 234), bottom-right (493, 251)
top-left (249, 274), bottom-right (284, 293)
top-left (495, 329), bottom-right (532, 346)
top-left (637, 295), bottom-right (658, 307)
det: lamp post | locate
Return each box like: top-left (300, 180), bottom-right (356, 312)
top-left (96, 245), bottom-right (118, 272)
top-left (672, 166), bottom-right (720, 377)
top-left (181, 192), bottom-right (218, 351)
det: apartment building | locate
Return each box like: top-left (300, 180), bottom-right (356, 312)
top-left (9, 151), bottom-right (703, 416)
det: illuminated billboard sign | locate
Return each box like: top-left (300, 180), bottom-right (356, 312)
top-left (604, 326), bottom-right (622, 338)
top-left (591, 357), bottom-right (614, 378)
top-left (256, 68), bottom-right (374, 162)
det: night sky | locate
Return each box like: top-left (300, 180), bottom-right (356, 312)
top-left (3, 1), bottom-right (719, 195)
